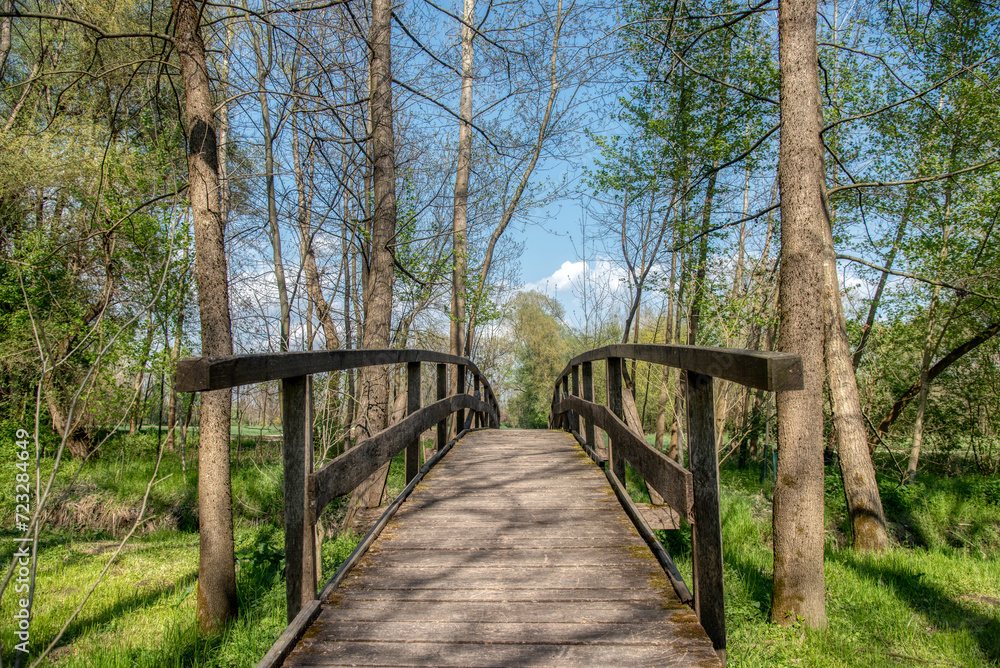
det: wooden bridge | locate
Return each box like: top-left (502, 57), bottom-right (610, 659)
top-left (176, 345), bottom-right (802, 667)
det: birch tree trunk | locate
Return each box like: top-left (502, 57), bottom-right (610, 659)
top-left (172, 0), bottom-right (237, 631)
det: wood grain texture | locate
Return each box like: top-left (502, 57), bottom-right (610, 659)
top-left (175, 349), bottom-right (495, 398)
top-left (281, 429), bottom-right (721, 668)
top-left (552, 343), bottom-right (803, 394)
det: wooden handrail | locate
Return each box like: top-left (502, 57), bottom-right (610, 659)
top-left (174, 348), bottom-right (497, 401)
top-left (174, 348), bottom-right (499, 624)
top-left (554, 343), bottom-right (803, 392)
top-left (548, 343), bottom-right (803, 665)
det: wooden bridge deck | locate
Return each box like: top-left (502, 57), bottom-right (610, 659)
top-left (282, 429), bottom-right (722, 667)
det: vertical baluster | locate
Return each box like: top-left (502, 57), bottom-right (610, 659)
top-left (561, 375), bottom-right (570, 432)
top-left (607, 357), bottom-right (626, 483)
top-left (582, 361), bottom-right (595, 451)
top-left (474, 375), bottom-right (482, 428)
top-left (456, 364), bottom-right (466, 432)
top-left (687, 370), bottom-right (726, 662)
top-left (436, 363), bottom-right (447, 451)
top-left (406, 362), bottom-right (421, 483)
top-left (571, 365), bottom-right (580, 435)
top-left (282, 375), bottom-right (316, 622)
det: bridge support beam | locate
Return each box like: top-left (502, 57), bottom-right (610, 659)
top-left (688, 370), bottom-right (726, 663)
top-left (282, 375), bottom-right (317, 622)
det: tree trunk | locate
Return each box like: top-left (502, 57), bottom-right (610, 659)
top-left (172, 0), bottom-right (237, 631)
top-left (345, 0), bottom-right (397, 523)
top-left (255, 24), bottom-right (290, 352)
top-left (772, 0), bottom-right (827, 629)
top-left (451, 0), bottom-right (475, 421)
top-left (820, 198), bottom-right (889, 550)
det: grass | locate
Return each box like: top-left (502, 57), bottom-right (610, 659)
top-left (628, 462), bottom-right (1000, 667)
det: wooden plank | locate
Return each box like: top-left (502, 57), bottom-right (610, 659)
top-left (282, 376), bottom-right (317, 622)
top-left (637, 503), bottom-right (683, 531)
top-left (284, 639), bottom-right (719, 667)
top-left (553, 343), bottom-right (803, 393)
top-left (360, 548), bottom-right (663, 569)
top-left (317, 599), bottom-right (682, 622)
top-left (293, 619), bottom-right (705, 645)
top-left (346, 566), bottom-right (664, 589)
top-left (312, 394), bottom-right (492, 513)
top-left (552, 395), bottom-right (694, 521)
top-left (331, 586), bottom-right (670, 603)
top-left (688, 370), bottom-right (726, 659)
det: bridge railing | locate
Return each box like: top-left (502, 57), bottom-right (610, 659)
top-left (548, 343), bottom-right (802, 661)
top-left (175, 349), bottom-right (499, 622)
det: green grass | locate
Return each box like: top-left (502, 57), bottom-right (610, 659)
top-left (640, 465), bottom-right (1000, 667)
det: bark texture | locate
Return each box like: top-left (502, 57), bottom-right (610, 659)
top-left (173, 0), bottom-right (238, 632)
top-left (346, 0), bottom-right (396, 518)
top-left (821, 210), bottom-right (888, 551)
top-left (772, 0), bottom-right (827, 629)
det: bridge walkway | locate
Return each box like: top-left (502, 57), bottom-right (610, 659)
top-left (281, 429), bottom-right (721, 667)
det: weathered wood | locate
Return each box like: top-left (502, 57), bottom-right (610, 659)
top-left (312, 394), bottom-right (493, 514)
top-left (281, 430), bottom-right (720, 668)
top-left (582, 361), bottom-right (595, 450)
top-left (474, 375), bottom-right (481, 428)
top-left (436, 363), bottom-right (447, 451)
top-left (688, 371), bottom-right (726, 659)
top-left (174, 348), bottom-right (497, 407)
top-left (553, 395), bottom-right (694, 522)
top-left (282, 376), bottom-right (317, 622)
top-left (284, 639), bottom-right (718, 667)
top-left (606, 357), bottom-right (626, 484)
top-left (571, 365), bottom-right (580, 435)
top-left (405, 362), bottom-right (420, 483)
top-left (553, 343), bottom-right (803, 394)
top-left (455, 364), bottom-right (466, 435)
top-left (316, 427), bottom-right (472, 604)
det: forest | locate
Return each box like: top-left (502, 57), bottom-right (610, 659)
top-left (0, 0), bottom-right (998, 665)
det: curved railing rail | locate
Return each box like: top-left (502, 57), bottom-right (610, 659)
top-left (548, 343), bottom-right (802, 662)
top-left (175, 349), bottom-right (499, 622)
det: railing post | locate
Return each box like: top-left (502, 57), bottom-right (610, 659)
top-left (561, 375), bottom-right (570, 432)
top-left (436, 363), bottom-right (447, 451)
top-left (607, 357), bottom-right (626, 483)
top-left (582, 361), bottom-right (595, 449)
top-left (456, 364), bottom-right (466, 433)
top-left (571, 365), bottom-right (580, 435)
top-left (474, 375), bottom-right (482, 428)
top-left (687, 370), bottom-right (726, 662)
top-left (282, 375), bottom-right (316, 622)
top-left (406, 362), bottom-right (421, 483)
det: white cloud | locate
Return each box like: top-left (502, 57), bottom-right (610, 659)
top-left (522, 259), bottom-right (630, 296)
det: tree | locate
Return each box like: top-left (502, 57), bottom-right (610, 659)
top-left (771, 0), bottom-right (827, 629)
top-left (172, 0), bottom-right (238, 631)
top-left (508, 291), bottom-right (569, 428)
